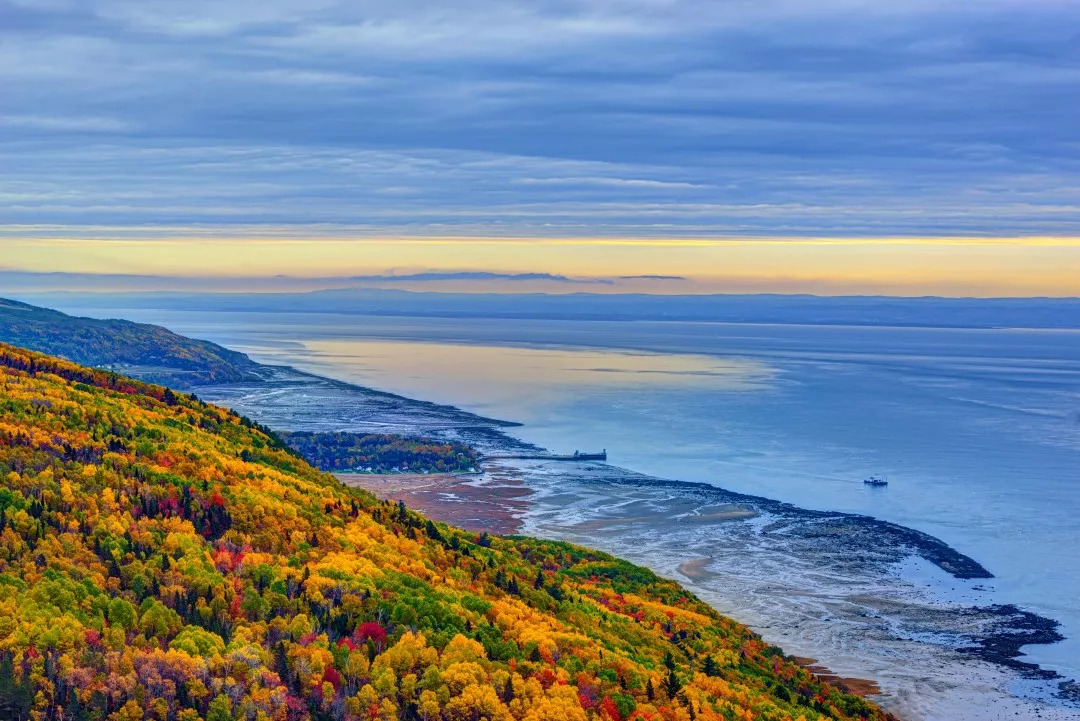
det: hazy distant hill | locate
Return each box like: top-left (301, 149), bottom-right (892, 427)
top-left (0, 297), bottom-right (262, 387)
top-left (17, 288), bottom-right (1080, 329)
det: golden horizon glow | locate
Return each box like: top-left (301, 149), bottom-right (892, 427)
top-left (2, 234), bottom-right (1079, 297)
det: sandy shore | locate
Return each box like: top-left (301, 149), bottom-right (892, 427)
top-left (677, 557), bottom-right (713, 581)
top-left (793, 657), bottom-right (884, 698)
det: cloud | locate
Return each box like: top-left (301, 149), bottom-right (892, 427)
top-left (619, 275), bottom-right (686, 281)
top-left (515, 177), bottom-right (708, 190)
top-left (0, 0), bottom-right (1077, 237)
top-left (0, 114), bottom-right (136, 132)
top-left (0, 268), bottom-right (627, 292)
top-left (349, 271), bottom-right (611, 284)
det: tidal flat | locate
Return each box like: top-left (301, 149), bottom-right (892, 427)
top-left (195, 365), bottom-right (1079, 721)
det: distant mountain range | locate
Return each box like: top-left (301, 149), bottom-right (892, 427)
top-left (0, 297), bottom-right (263, 387)
top-left (13, 288), bottom-right (1080, 329)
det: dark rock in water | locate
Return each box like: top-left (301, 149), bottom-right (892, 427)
top-left (1058, 679), bottom-right (1080, 703)
top-left (958, 604), bottom-right (1064, 679)
top-left (871, 520), bottom-right (993, 580)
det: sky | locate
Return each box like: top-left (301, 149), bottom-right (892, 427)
top-left (2, 0), bottom-right (1079, 296)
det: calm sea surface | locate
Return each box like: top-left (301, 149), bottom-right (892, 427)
top-left (66, 308), bottom-right (1080, 679)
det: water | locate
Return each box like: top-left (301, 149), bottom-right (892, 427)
top-left (60, 308), bottom-right (1080, 684)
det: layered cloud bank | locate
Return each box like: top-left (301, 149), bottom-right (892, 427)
top-left (2, 0), bottom-right (1079, 238)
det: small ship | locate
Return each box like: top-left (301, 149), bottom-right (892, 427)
top-left (863, 475), bottom-right (888, 487)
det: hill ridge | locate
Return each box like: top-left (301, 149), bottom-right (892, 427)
top-left (0, 297), bottom-right (262, 387)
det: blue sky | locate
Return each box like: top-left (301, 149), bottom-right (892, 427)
top-left (2, 0), bottom-right (1079, 240)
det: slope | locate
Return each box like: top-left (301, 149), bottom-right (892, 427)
top-left (0, 297), bottom-right (261, 387)
top-left (0, 342), bottom-right (892, 721)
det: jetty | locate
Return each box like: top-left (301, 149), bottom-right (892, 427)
top-left (485, 449), bottom-right (607, 462)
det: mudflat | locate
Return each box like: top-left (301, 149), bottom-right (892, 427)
top-left (336, 472), bottom-right (531, 535)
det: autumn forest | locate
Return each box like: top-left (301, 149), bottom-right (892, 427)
top-left (0, 342), bottom-right (892, 721)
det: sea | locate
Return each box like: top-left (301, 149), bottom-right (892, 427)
top-left (50, 306), bottom-right (1080, 718)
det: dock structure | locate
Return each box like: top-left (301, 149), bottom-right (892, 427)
top-left (484, 449), bottom-right (607, 462)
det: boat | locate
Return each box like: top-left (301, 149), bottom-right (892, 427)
top-left (863, 475), bottom-right (888, 486)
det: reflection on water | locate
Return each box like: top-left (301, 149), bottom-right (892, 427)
top-left (297, 339), bottom-right (776, 422)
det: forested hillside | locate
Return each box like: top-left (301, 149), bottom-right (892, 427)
top-left (0, 342), bottom-right (892, 721)
top-left (0, 298), bottom-right (261, 386)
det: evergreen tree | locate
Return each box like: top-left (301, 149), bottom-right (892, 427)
top-left (664, 668), bottom-right (682, 700)
top-left (0, 655), bottom-right (32, 721)
top-left (274, 642), bottom-right (291, 688)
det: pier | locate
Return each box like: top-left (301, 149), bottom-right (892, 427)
top-left (484, 449), bottom-right (607, 462)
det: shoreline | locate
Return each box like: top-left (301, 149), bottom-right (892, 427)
top-left (337, 457), bottom-right (1075, 708)
top-left (341, 472), bottom-right (890, 704)
top-left (792, 658), bottom-right (885, 699)
top-left (193, 364), bottom-right (1078, 719)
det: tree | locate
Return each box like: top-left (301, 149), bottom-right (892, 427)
top-left (663, 668), bottom-right (681, 700)
top-left (138, 600), bottom-right (182, 639)
top-left (0, 654), bottom-right (32, 721)
top-left (206, 693), bottom-right (233, 721)
top-left (521, 685), bottom-right (587, 721)
top-left (107, 597), bottom-right (137, 630)
top-left (418, 690), bottom-right (440, 721)
top-left (442, 683), bottom-right (507, 721)
top-left (170, 626), bottom-right (226, 658)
